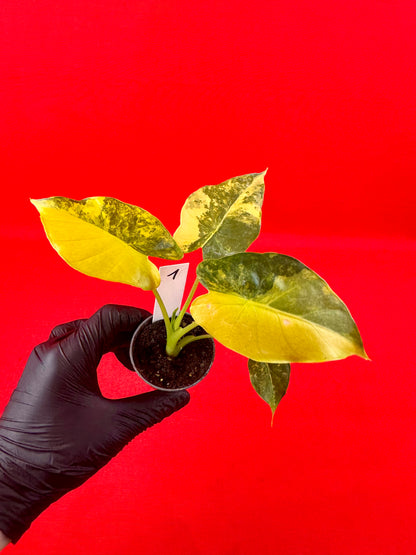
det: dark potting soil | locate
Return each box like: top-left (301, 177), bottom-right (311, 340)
top-left (132, 314), bottom-right (215, 390)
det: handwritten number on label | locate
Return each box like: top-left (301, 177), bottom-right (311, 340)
top-left (167, 269), bottom-right (180, 280)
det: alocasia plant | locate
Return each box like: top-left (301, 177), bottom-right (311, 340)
top-left (31, 170), bottom-right (368, 421)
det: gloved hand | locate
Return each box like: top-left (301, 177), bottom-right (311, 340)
top-left (0, 304), bottom-right (190, 543)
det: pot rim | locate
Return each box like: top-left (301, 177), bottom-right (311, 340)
top-left (129, 313), bottom-right (215, 391)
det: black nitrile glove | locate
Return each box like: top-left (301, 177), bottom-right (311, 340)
top-left (0, 304), bottom-right (190, 543)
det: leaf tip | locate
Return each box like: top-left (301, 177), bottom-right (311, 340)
top-left (30, 197), bottom-right (50, 213)
top-left (362, 350), bottom-right (371, 361)
top-left (270, 408), bottom-right (276, 428)
top-left (357, 342), bottom-right (371, 361)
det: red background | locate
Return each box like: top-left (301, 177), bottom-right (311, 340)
top-left (1, 1), bottom-right (415, 553)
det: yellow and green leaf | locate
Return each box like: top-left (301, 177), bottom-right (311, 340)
top-left (31, 196), bottom-right (183, 290)
top-left (173, 171), bottom-right (266, 259)
top-left (248, 360), bottom-right (290, 423)
top-left (191, 252), bottom-right (368, 362)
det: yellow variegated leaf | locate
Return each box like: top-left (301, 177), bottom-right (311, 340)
top-left (248, 359), bottom-right (290, 423)
top-left (191, 253), bottom-right (368, 362)
top-left (173, 171), bottom-right (266, 259)
top-left (31, 196), bottom-right (183, 290)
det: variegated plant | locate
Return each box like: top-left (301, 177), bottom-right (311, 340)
top-left (32, 170), bottom-right (368, 422)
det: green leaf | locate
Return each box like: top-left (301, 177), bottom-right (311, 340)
top-left (173, 171), bottom-right (266, 259)
top-left (248, 359), bottom-right (290, 423)
top-left (31, 196), bottom-right (183, 290)
top-left (191, 252), bottom-right (368, 362)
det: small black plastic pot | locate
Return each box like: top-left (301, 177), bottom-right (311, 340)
top-left (129, 313), bottom-right (215, 391)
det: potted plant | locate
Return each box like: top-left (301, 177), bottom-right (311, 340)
top-left (31, 171), bottom-right (368, 422)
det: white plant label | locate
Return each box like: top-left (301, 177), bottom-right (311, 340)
top-left (152, 263), bottom-right (190, 322)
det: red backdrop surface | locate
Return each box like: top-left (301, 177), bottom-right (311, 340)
top-left (1, 1), bottom-right (415, 554)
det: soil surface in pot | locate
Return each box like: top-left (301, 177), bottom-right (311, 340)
top-left (132, 314), bottom-right (214, 390)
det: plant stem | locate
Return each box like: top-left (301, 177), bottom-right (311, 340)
top-left (173, 278), bottom-right (199, 330)
top-left (176, 320), bottom-right (199, 338)
top-left (152, 288), bottom-right (178, 356)
top-left (170, 334), bottom-right (212, 358)
top-left (165, 322), bottom-right (200, 357)
top-left (152, 288), bottom-right (171, 332)
top-left (152, 281), bottom-right (212, 358)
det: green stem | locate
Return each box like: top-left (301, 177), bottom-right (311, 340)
top-left (173, 278), bottom-right (199, 330)
top-left (174, 321), bottom-right (199, 340)
top-left (152, 281), bottom-right (212, 358)
top-left (170, 334), bottom-right (212, 358)
top-left (152, 288), bottom-right (171, 333)
top-left (165, 321), bottom-right (200, 356)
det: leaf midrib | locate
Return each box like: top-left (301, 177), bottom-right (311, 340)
top-left (200, 179), bottom-right (261, 250)
top-left (201, 291), bottom-right (359, 349)
top-left (44, 207), bottom-right (153, 257)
